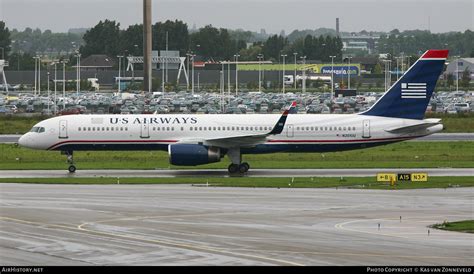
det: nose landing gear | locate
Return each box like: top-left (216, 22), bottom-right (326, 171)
top-left (63, 150), bottom-right (76, 173)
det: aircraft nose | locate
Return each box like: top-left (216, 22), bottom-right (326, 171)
top-left (18, 134), bottom-right (32, 148)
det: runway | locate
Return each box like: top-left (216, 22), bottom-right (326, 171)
top-left (0, 168), bottom-right (473, 178)
top-left (0, 133), bottom-right (473, 144)
top-left (0, 183), bottom-right (472, 265)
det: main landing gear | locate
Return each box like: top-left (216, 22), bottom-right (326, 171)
top-left (227, 162), bottom-right (250, 174)
top-left (226, 148), bottom-right (249, 175)
top-left (63, 150), bottom-right (76, 173)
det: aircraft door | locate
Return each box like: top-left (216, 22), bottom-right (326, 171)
top-left (59, 120), bottom-right (68, 139)
top-left (286, 124), bottom-right (294, 138)
top-left (140, 121), bottom-right (150, 138)
top-left (362, 120), bottom-right (371, 138)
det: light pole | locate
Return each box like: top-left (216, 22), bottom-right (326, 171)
top-left (47, 71), bottom-right (50, 114)
top-left (347, 56), bottom-right (352, 89)
top-left (53, 62), bottom-right (57, 114)
top-left (197, 72), bottom-right (200, 92)
top-left (281, 54), bottom-right (287, 93)
top-left (33, 56), bottom-right (39, 96)
top-left (293, 52), bottom-right (297, 89)
top-left (300, 56), bottom-right (306, 93)
top-left (455, 56), bottom-right (459, 92)
top-left (234, 54), bottom-right (240, 95)
top-left (395, 57), bottom-right (401, 81)
top-left (220, 63), bottom-right (224, 112)
top-left (38, 56), bottom-right (41, 97)
top-left (257, 54), bottom-right (263, 92)
top-left (191, 54), bottom-right (196, 95)
top-left (0, 47), bottom-right (4, 60)
top-left (227, 61), bottom-right (231, 95)
top-left (75, 52), bottom-right (81, 96)
top-left (61, 60), bottom-right (68, 110)
top-left (117, 55), bottom-right (123, 93)
top-left (186, 52), bottom-right (191, 91)
top-left (329, 55), bottom-right (336, 101)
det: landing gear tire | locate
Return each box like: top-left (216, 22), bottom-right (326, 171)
top-left (228, 164), bottom-right (239, 174)
top-left (68, 165), bottom-right (76, 173)
top-left (240, 162), bottom-right (250, 172)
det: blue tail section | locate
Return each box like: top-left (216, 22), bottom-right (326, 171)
top-left (361, 49), bottom-right (448, 120)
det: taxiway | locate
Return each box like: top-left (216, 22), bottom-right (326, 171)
top-left (0, 183), bottom-right (472, 265)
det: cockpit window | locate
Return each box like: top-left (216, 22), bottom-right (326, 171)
top-left (29, 127), bottom-right (45, 133)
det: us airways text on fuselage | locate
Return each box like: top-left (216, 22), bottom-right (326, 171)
top-left (110, 117), bottom-right (198, 125)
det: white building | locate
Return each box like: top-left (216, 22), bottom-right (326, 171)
top-left (445, 58), bottom-right (474, 79)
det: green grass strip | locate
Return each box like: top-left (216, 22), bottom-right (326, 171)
top-left (1, 141), bottom-right (473, 170)
top-left (431, 220), bottom-right (474, 233)
top-left (0, 176), bottom-right (473, 190)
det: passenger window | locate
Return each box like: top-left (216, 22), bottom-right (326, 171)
top-left (78, 127), bottom-right (81, 131)
top-left (152, 127), bottom-right (156, 131)
top-left (231, 126), bottom-right (235, 131)
top-left (120, 127), bottom-right (123, 131)
top-left (353, 127), bottom-right (356, 131)
top-left (110, 127), bottom-right (114, 131)
top-left (106, 127), bottom-right (109, 131)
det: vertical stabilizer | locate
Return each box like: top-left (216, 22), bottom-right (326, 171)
top-left (361, 49), bottom-right (448, 120)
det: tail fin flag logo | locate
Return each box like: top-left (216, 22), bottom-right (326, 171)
top-left (401, 83), bottom-right (427, 99)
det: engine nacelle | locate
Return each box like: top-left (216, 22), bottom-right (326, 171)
top-left (168, 144), bottom-right (222, 166)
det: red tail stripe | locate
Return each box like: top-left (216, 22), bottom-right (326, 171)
top-left (421, 49), bottom-right (449, 59)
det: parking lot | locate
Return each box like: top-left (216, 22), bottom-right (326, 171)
top-left (0, 89), bottom-right (472, 115)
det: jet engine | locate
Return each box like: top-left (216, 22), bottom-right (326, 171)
top-left (168, 144), bottom-right (222, 166)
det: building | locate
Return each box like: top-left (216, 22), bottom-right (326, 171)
top-left (341, 34), bottom-right (379, 54)
top-left (76, 54), bottom-right (116, 71)
top-left (445, 58), bottom-right (474, 79)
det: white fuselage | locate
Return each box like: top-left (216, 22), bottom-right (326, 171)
top-left (18, 113), bottom-right (443, 153)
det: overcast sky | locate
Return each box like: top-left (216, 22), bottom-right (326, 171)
top-left (1, 0), bottom-right (472, 34)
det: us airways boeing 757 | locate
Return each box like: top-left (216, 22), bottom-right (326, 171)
top-left (19, 49), bottom-right (448, 174)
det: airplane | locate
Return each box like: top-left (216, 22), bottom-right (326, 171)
top-left (18, 49), bottom-right (448, 175)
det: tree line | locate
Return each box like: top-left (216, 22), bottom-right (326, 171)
top-left (1, 19), bottom-right (473, 71)
top-left (377, 29), bottom-right (474, 57)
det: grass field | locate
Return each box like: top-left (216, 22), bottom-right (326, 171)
top-left (0, 176), bottom-right (473, 190)
top-left (431, 220), bottom-right (474, 233)
top-left (1, 113), bottom-right (473, 134)
top-left (0, 141), bottom-right (473, 170)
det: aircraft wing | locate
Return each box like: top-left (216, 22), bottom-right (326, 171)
top-left (384, 119), bottom-right (442, 133)
top-left (204, 101), bottom-right (297, 148)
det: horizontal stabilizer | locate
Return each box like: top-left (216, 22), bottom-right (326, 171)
top-left (385, 119), bottom-right (441, 133)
